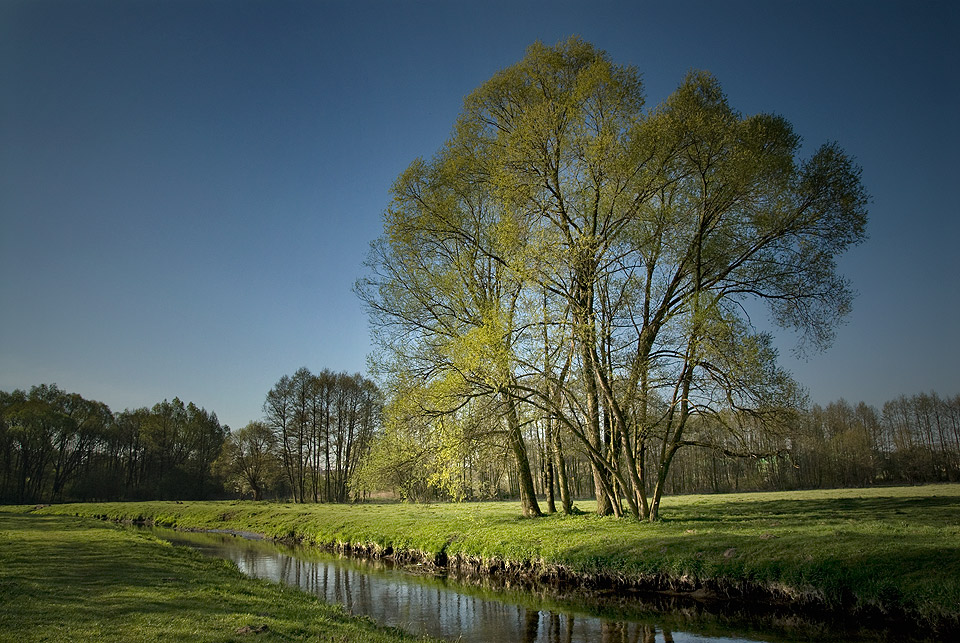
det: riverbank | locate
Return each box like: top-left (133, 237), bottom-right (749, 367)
top-left (27, 484), bottom-right (960, 636)
top-left (0, 511), bottom-right (438, 642)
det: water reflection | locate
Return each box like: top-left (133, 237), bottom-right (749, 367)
top-left (143, 527), bottom-right (912, 643)
top-left (235, 548), bottom-right (694, 643)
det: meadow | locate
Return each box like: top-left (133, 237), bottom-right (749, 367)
top-left (0, 510), bottom-right (438, 642)
top-left (16, 484), bottom-right (960, 635)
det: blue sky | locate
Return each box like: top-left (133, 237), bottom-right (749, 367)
top-left (2, 1), bottom-right (958, 429)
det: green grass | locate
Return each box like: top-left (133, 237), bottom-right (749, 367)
top-left (24, 484), bottom-right (960, 632)
top-left (0, 511), bottom-right (438, 643)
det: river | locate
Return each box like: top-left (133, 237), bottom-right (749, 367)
top-left (141, 526), bottom-right (922, 643)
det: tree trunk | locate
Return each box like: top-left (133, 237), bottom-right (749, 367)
top-left (502, 391), bottom-right (542, 517)
top-left (590, 451), bottom-right (618, 516)
top-left (649, 443), bottom-right (680, 522)
top-left (545, 418), bottom-right (556, 513)
top-left (637, 441), bottom-right (650, 520)
top-left (551, 417), bottom-right (573, 514)
top-left (582, 360), bottom-right (613, 516)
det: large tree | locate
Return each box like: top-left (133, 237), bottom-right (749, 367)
top-left (361, 37), bottom-right (867, 520)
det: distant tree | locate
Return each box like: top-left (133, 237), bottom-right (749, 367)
top-left (882, 392), bottom-right (960, 483)
top-left (354, 381), bottom-right (440, 502)
top-left (0, 385), bottom-right (113, 502)
top-left (214, 421), bottom-right (280, 500)
top-left (129, 397), bottom-right (226, 499)
top-left (111, 408), bottom-right (149, 494)
top-left (0, 392), bottom-right (14, 498)
top-left (355, 376), bottom-right (511, 502)
top-left (3, 397), bottom-right (58, 502)
top-left (328, 373), bottom-right (381, 502)
top-left (263, 369), bottom-right (382, 503)
top-left (264, 374), bottom-right (299, 500)
top-left (48, 390), bottom-right (112, 501)
top-left (0, 384), bottom-right (226, 502)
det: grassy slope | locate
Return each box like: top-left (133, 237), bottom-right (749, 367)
top-left (31, 484), bottom-right (960, 630)
top-left (0, 511), bottom-right (437, 643)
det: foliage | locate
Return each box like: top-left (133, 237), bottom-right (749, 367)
top-left (213, 421), bottom-right (282, 500)
top-left (358, 37), bottom-right (868, 521)
top-left (263, 368), bottom-right (382, 503)
top-left (354, 378), bottom-right (515, 502)
top-left (0, 384), bottom-right (225, 503)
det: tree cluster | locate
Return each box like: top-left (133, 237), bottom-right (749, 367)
top-left (251, 368), bottom-right (382, 503)
top-left (788, 393), bottom-right (960, 490)
top-left (0, 384), bottom-right (225, 503)
top-left (358, 38), bottom-right (868, 520)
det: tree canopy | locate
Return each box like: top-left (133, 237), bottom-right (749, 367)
top-left (359, 37), bottom-right (868, 520)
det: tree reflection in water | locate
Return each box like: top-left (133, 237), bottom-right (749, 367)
top-left (146, 527), bottom-right (888, 643)
top-left (201, 540), bottom-right (719, 643)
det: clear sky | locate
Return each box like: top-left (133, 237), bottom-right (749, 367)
top-left (2, 1), bottom-right (958, 429)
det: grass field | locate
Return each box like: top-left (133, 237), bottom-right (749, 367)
top-left (0, 511), bottom-right (438, 643)
top-left (21, 484), bottom-right (960, 633)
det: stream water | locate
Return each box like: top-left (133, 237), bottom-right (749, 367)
top-left (142, 526), bottom-right (918, 643)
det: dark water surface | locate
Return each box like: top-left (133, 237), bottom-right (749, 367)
top-left (142, 526), bottom-right (919, 643)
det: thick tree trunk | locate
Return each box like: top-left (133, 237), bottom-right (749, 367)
top-left (502, 391), bottom-right (542, 517)
top-left (590, 447), bottom-right (613, 514)
top-left (649, 443), bottom-right (680, 522)
top-left (582, 356), bottom-right (613, 515)
top-left (590, 452), bottom-right (618, 516)
top-left (572, 262), bottom-right (613, 516)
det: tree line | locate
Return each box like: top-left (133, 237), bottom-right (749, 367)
top-left (0, 369), bottom-right (380, 504)
top-left (2, 380), bottom-right (956, 505)
top-left (0, 384), bottom-right (225, 503)
top-left (582, 392), bottom-right (960, 496)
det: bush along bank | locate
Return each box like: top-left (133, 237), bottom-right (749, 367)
top-left (30, 484), bottom-right (960, 637)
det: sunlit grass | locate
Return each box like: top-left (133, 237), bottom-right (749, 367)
top-left (0, 512), bottom-right (438, 642)
top-left (29, 483), bottom-right (960, 629)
